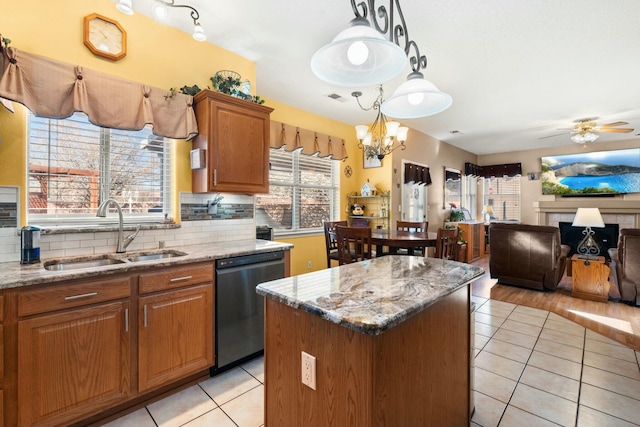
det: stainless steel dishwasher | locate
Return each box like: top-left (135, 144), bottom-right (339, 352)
top-left (212, 250), bottom-right (285, 374)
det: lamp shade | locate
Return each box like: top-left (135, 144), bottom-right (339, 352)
top-left (116, 0), bottom-right (134, 15)
top-left (381, 71), bottom-right (453, 119)
top-left (572, 208), bottom-right (605, 228)
top-left (311, 17), bottom-right (407, 87)
top-left (192, 24), bottom-right (207, 41)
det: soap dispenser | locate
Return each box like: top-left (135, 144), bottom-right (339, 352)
top-left (21, 225), bottom-right (41, 264)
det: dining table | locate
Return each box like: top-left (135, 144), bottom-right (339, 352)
top-left (371, 229), bottom-right (437, 256)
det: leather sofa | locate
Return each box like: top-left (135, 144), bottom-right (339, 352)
top-left (608, 228), bottom-right (640, 305)
top-left (489, 223), bottom-right (570, 291)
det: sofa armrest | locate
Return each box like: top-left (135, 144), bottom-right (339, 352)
top-left (608, 249), bottom-right (622, 300)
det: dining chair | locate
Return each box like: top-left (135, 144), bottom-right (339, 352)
top-left (434, 227), bottom-right (459, 260)
top-left (335, 225), bottom-right (373, 265)
top-left (323, 220), bottom-right (347, 268)
top-left (396, 220), bottom-right (429, 255)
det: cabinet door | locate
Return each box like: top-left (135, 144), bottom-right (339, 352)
top-left (138, 283), bottom-right (213, 392)
top-left (18, 301), bottom-right (131, 426)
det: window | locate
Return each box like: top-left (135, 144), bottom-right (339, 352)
top-left (27, 112), bottom-right (171, 224)
top-left (255, 148), bottom-right (340, 234)
top-left (483, 176), bottom-right (521, 222)
top-left (463, 175), bottom-right (477, 218)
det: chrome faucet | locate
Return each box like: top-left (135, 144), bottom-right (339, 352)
top-left (96, 199), bottom-right (141, 253)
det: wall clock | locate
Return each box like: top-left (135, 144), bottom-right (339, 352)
top-left (83, 13), bottom-right (127, 61)
top-left (344, 165), bottom-right (353, 178)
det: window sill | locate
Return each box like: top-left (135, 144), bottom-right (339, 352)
top-left (38, 222), bottom-right (180, 235)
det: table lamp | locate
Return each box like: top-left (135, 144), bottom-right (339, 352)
top-left (572, 208), bottom-right (604, 259)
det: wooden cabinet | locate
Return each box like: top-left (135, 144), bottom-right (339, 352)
top-left (192, 90), bottom-right (273, 194)
top-left (457, 222), bottom-right (485, 263)
top-left (138, 264), bottom-right (214, 392)
top-left (571, 255), bottom-right (610, 302)
top-left (17, 279), bottom-right (131, 427)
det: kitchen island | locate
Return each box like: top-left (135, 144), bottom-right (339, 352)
top-left (256, 255), bottom-right (484, 427)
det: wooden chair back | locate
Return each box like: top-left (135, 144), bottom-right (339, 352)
top-left (396, 221), bottom-right (428, 233)
top-left (434, 228), bottom-right (459, 259)
top-left (335, 225), bottom-right (373, 265)
top-left (323, 220), bottom-right (347, 268)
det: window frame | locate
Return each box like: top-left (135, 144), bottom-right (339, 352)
top-left (483, 176), bottom-right (521, 222)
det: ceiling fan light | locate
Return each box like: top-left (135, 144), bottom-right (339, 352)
top-left (310, 17), bottom-right (408, 87)
top-left (116, 0), bottom-right (134, 15)
top-left (381, 71), bottom-right (453, 119)
top-left (571, 134), bottom-right (586, 144)
top-left (585, 132), bottom-right (599, 142)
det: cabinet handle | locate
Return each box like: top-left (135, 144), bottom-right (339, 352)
top-left (125, 308), bottom-right (129, 332)
top-left (143, 304), bottom-right (148, 327)
top-left (64, 292), bottom-right (98, 301)
top-left (170, 275), bottom-right (192, 282)
top-left (214, 169), bottom-right (217, 186)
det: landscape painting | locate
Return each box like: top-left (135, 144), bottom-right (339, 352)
top-left (541, 148), bottom-right (640, 195)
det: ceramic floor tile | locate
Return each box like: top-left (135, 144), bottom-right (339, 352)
top-left (475, 321), bottom-right (499, 337)
top-left (585, 338), bottom-right (638, 363)
top-left (527, 350), bottom-right (583, 381)
top-left (102, 408), bottom-right (156, 427)
top-left (146, 385), bottom-right (217, 427)
top-left (534, 338), bottom-right (584, 363)
top-left (499, 319), bottom-right (542, 338)
top-left (585, 329), bottom-right (628, 347)
top-left (499, 405), bottom-right (559, 427)
top-left (493, 327), bottom-right (538, 349)
top-left (471, 296), bottom-right (488, 306)
top-left (509, 383), bottom-right (577, 426)
top-left (219, 385), bottom-right (264, 427)
top-left (544, 318), bottom-right (586, 337)
top-left (580, 383), bottom-right (640, 425)
top-left (182, 408), bottom-right (237, 427)
top-left (512, 305), bottom-right (549, 319)
top-left (484, 299), bottom-right (517, 311)
top-left (475, 312), bottom-right (507, 328)
top-left (476, 304), bottom-right (512, 319)
top-left (471, 391), bottom-right (507, 427)
top-left (199, 366), bottom-right (262, 405)
top-left (577, 405), bottom-right (639, 427)
top-left (540, 328), bottom-right (585, 349)
top-left (474, 367), bottom-right (518, 403)
top-left (583, 350), bottom-right (640, 380)
top-left (475, 333), bottom-right (490, 350)
top-left (507, 311), bottom-right (546, 327)
top-left (519, 365), bottom-right (580, 402)
top-left (242, 356), bottom-right (265, 383)
top-left (483, 338), bottom-right (533, 364)
top-left (475, 350), bottom-right (525, 381)
top-left (582, 365), bottom-right (640, 400)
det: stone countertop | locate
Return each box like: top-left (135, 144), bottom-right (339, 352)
top-left (257, 255), bottom-right (484, 335)
top-left (0, 240), bottom-right (293, 290)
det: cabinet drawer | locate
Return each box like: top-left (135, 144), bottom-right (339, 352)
top-left (139, 263), bottom-right (213, 294)
top-left (18, 277), bottom-right (131, 317)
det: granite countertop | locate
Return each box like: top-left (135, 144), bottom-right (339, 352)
top-left (257, 255), bottom-right (484, 335)
top-left (0, 240), bottom-right (293, 290)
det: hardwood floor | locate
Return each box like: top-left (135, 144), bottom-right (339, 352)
top-left (470, 255), bottom-right (640, 352)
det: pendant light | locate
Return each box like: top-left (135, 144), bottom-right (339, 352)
top-left (381, 71), bottom-right (453, 119)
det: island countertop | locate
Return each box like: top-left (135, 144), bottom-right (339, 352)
top-left (256, 255), bottom-right (484, 335)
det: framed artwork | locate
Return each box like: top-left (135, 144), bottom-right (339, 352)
top-left (363, 151), bottom-right (382, 169)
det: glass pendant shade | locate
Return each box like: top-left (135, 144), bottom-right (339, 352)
top-left (381, 71), bottom-right (453, 119)
top-left (311, 17), bottom-right (408, 87)
top-left (571, 132), bottom-right (599, 144)
top-left (192, 23), bottom-right (207, 41)
top-left (116, 0), bottom-right (134, 15)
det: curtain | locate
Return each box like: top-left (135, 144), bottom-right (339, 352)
top-left (269, 121), bottom-right (348, 161)
top-left (465, 162), bottom-right (521, 178)
top-left (404, 163), bottom-right (431, 186)
top-left (0, 47), bottom-right (197, 140)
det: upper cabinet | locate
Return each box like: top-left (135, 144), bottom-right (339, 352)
top-left (192, 90), bottom-right (274, 194)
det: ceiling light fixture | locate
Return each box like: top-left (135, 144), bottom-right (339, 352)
top-left (571, 131), bottom-right (599, 144)
top-left (115, 0), bottom-right (206, 42)
top-left (353, 85), bottom-right (409, 161)
top-left (311, 0), bottom-right (452, 119)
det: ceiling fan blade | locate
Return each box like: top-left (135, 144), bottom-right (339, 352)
top-left (598, 128), bottom-right (634, 133)
top-left (539, 132), bottom-right (570, 139)
top-left (600, 121), bottom-right (629, 128)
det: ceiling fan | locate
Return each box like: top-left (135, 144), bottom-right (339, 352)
top-left (541, 117), bottom-right (634, 144)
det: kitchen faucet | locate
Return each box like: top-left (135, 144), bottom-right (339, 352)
top-left (96, 199), bottom-right (141, 253)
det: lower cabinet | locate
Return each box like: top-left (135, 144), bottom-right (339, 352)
top-left (17, 301), bottom-right (131, 426)
top-left (138, 283), bottom-right (214, 392)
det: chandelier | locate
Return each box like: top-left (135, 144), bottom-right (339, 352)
top-left (353, 86), bottom-right (408, 161)
top-left (311, 0), bottom-right (452, 119)
top-left (115, 0), bottom-right (206, 42)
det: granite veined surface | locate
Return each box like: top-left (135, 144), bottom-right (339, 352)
top-left (257, 255), bottom-right (484, 335)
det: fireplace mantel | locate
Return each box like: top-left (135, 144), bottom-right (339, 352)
top-left (535, 199), bottom-right (640, 228)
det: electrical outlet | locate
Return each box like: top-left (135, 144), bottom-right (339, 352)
top-left (307, 260), bottom-right (312, 269)
top-left (301, 351), bottom-right (316, 390)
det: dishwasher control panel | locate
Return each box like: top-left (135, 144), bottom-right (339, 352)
top-left (216, 251), bottom-right (284, 269)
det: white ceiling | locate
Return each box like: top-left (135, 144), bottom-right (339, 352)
top-left (124, 0), bottom-right (640, 155)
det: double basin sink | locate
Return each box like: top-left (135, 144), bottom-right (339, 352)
top-left (43, 250), bottom-right (188, 271)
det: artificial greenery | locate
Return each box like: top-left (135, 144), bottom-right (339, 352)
top-left (448, 209), bottom-right (466, 222)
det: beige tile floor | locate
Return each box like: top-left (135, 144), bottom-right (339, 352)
top-left (105, 298), bottom-right (640, 427)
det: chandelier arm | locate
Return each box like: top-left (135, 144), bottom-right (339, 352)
top-left (351, 0), bottom-right (369, 19)
top-left (156, 0), bottom-right (201, 25)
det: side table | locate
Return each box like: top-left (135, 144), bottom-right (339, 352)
top-left (571, 254), bottom-right (610, 302)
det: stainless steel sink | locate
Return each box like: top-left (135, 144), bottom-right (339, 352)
top-left (43, 256), bottom-right (127, 271)
top-left (125, 250), bottom-right (187, 263)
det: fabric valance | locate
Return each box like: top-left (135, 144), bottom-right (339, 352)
top-left (404, 163), bottom-right (432, 186)
top-left (0, 47), bottom-right (197, 140)
top-left (269, 121), bottom-right (348, 161)
top-left (465, 162), bottom-right (522, 178)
